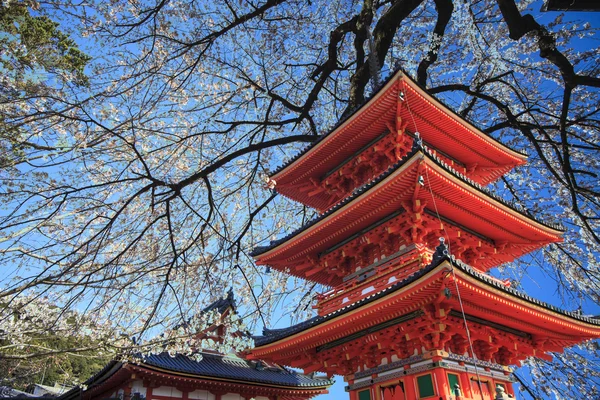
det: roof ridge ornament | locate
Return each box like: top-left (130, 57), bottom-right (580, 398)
top-left (411, 132), bottom-right (423, 151)
top-left (433, 237), bottom-right (449, 262)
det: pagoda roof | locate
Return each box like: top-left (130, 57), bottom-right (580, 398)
top-left (253, 144), bottom-right (562, 280)
top-left (251, 250), bottom-right (600, 349)
top-left (269, 69), bottom-right (527, 209)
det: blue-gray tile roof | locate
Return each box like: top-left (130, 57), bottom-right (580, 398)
top-left (202, 287), bottom-right (236, 314)
top-left (57, 353), bottom-right (332, 400)
top-left (142, 353), bottom-right (332, 387)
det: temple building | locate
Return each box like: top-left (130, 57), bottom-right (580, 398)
top-left (248, 69), bottom-right (600, 399)
top-left (58, 291), bottom-right (332, 400)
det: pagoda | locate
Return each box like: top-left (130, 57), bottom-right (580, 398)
top-left (59, 290), bottom-right (332, 400)
top-left (248, 69), bottom-right (600, 400)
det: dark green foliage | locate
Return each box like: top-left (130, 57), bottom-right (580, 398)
top-left (0, 335), bottom-right (110, 391)
top-left (0, 2), bottom-right (90, 85)
top-left (0, 2), bottom-right (91, 169)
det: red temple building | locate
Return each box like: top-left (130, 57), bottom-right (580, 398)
top-left (59, 291), bottom-right (332, 400)
top-left (248, 69), bottom-right (600, 399)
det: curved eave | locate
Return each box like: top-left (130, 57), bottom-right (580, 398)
top-left (397, 73), bottom-right (527, 169)
top-left (450, 266), bottom-right (600, 337)
top-left (251, 258), bottom-right (600, 356)
top-left (254, 149), bottom-right (562, 276)
top-left (58, 363), bottom-right (127, 400)
top-left (270, 74), bottom-right (400, 186)
top-left (424, 152), bottom-right (563, 242)
top-left (128, 364), bottom-right (332, 391)
top-left (269, 69), bottom-right (526, 195)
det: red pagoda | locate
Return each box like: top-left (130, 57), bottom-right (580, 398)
top-left (59, 290), bottom-right (332, 400)
top-left (248, 69), bottom-right (600, 400)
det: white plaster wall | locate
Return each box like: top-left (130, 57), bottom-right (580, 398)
top-left (131, 380), bottom-right (147, 398)
top-left (222, 394), bottom-right (266, 400)
top-left (221, 394), bottom-right (241, 400)
top-left (361, 286), bottom-right (375, 295)
top-left (187, 390), bottom-right (215, 400)
top-left (153, 386), bottom-right (183, 398)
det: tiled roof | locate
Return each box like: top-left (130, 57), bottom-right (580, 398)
top-left (58, 353), bottom-right (331, 400)
top-left (252, 142), bottom-right (562, 257)
top-left (203, 287), bottom-right (236, 314)
top-left (268, 67), bottom-right (526, 178)
top-left (57, 362), bottom-right (122, 400)
top-left (253, 243), bottom-right (600, 346)
top-left (0, 387), bottom-right (53, 399)
top-left (141, 352), bottom-right (332, 387)
top-left (453, 257), bottom-right (600, 325)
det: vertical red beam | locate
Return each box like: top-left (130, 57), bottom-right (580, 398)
top-left (432, 367), bottom-right (450, 399)
top-left (459, 371), bottom-right (473, 399)
top-left (403, 375), bottom-right (417, 400)
top-left (505, 379), bottom-right (515, 397)
top-left (123, 384), bottom-right (132, 400)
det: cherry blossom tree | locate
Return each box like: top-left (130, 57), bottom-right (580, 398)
top-left (1, 0), bottom-right (598, 397)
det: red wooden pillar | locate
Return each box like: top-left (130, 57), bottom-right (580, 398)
top-left (146, 387), bottom-right (153, 400)
top-left (432, 368), bottom-right (450, 399)
top-left (403, 376), bottom-right (417, 400)
top-left (505, 378), bottom-right (515, 397)
top-left (459, 371), bottom-right (473, 399)
top-left (123, 384), bottom-right (132, 400)
top-left (487, 379), bottom-right (496, 398)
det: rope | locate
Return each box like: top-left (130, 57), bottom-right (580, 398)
top-left (402, 82), bottom-right (486, 400)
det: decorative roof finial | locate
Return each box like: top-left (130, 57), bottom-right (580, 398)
top-left (411, 134), bottom-right (423, 152)
top-left (433, 237), bottom-right (449, 261)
